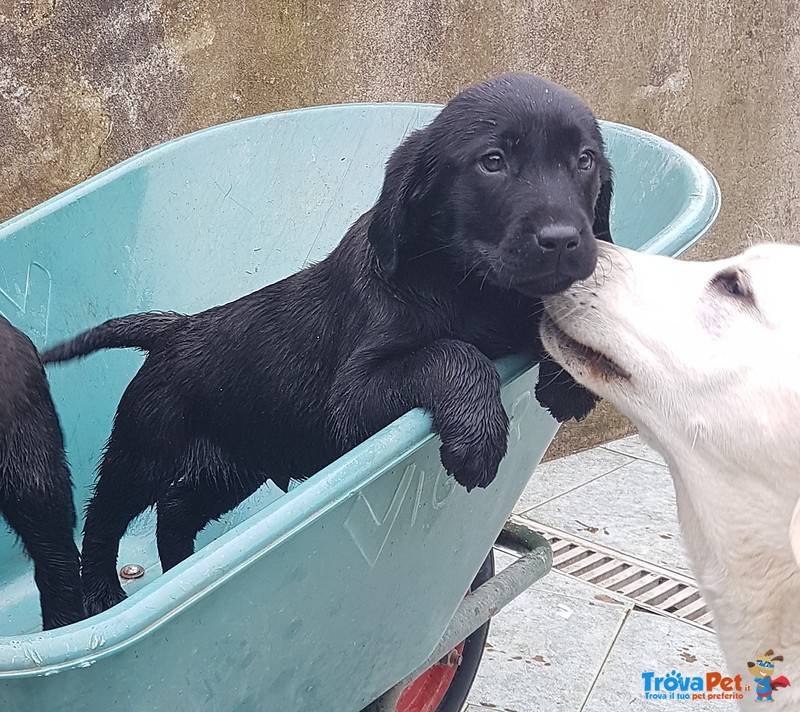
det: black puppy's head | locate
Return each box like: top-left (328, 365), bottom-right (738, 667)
top-left (368, 72), bottom-right (613, 296)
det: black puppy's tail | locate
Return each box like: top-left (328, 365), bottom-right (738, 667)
top-left (41, 311), bottom-right (186, 364)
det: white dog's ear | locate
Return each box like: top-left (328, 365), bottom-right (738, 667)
top-left (789, 496), bottom-right (800, 568)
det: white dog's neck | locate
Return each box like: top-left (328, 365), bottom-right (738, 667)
top-left (638, 428), bottom-right (800, 710)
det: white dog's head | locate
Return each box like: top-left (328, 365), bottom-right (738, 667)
top-left (542, 242), bottom-right (800, 566)
top-left (542, 242), bottom-right (800, 475)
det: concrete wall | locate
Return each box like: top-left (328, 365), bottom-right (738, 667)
top-left (2, 0), bottom-right (799, 457)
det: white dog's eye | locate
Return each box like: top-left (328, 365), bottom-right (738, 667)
top-left (711, 269), bottom-right (753, 303)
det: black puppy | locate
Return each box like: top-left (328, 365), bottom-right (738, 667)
top-left (42, 72), bottom-right (613, 615)
top-left (0, 315), bottom-right (84, 630)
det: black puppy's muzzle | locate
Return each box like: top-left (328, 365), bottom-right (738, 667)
top-left (497, 217), bottom-right (599, 294)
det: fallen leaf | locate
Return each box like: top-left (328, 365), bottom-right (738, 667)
top-left (576, 519), bottom-right (600, 533)
top-left (594, 593), bottom-right (623, 605)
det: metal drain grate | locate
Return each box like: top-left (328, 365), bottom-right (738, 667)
top-left (503, 516), bottom-right (713, 631)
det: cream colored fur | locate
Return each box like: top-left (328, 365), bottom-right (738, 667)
top-left (541, 242), bottom-right (800, 711)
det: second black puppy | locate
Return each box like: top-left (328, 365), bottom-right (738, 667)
top-left (0, 315), bottom-right (84, 630)
top-left (43, 73), bottom-right (613, 615)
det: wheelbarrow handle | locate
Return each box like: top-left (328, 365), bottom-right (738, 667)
top-left (362, 522), bottom-right (552, 711)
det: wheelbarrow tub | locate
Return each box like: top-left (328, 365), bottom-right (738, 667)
top-left (0, 104), bottom-right (719, 711)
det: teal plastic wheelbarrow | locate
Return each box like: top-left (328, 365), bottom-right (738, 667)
top-left (0, 104), bottom-right (719, 712)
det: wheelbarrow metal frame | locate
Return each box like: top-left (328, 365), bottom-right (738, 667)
top-left (366, 524), bottom-right (552, 710)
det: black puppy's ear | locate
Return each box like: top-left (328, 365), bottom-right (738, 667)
top-left (368, 128), bottom-right (437, 275)
top-left (592, 176), bottom-right (614, 244)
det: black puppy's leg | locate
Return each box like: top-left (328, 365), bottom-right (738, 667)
top-left (156, 441), bottom-right (268, 572)
top-left (535, 354), bottom-right (599, 422)
top-left (156, 470), bottom-right (266, 572)
top-left (156, 485), bottom-right (210, 571)
top-left (81, 450), bottom-right (166, 616)
top-left (329, 339), bottom-right (508, 491)
top-left (2, 467), bottom-right (85, 630)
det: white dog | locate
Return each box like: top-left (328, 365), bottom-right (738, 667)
top-left (540, 242), bottom-right (800, 710)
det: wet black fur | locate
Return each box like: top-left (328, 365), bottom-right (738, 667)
top-left (42, 73), bottom-right (613, 615)
top-left (0, 316), bottom-right (84, 629)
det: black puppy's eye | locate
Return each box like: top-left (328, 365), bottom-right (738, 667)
top-left (480, 152), bottom-right (506, 173)
top-left (711, 269), bottom-right (753, 303)
top-left (577, 150), bottom-right (594, 171)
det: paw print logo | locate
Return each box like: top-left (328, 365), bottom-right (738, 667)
top-left (662, 671), bottom-right (683, 692)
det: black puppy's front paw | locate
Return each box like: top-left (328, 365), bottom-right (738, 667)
top-left (535, 358), bottom-right (599, 422)
top-left (539, 382), bottom-right (598, 422)
top-left (436, 398), bottom-right (509, 492)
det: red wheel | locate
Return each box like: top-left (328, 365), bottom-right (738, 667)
top-left (395, 551), bottom-right (495, 712)
top-left (395, 640), bottom-right (466, 712)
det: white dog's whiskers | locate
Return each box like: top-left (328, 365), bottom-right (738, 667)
top-left (550, 302), bottom-right (587, 323)
top-left (593, 251), bottom-right (614, 286)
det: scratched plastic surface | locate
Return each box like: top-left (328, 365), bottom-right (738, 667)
top-left (0, 104), bottom-right (719, 711)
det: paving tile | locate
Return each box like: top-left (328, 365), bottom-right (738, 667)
top-left (582, 610), bottom-right (734, 712)
top-left (523, 458), bottom-right (691, 575)
top-left (515, 447), bottom-right (634, 514)
top-left (477, 440), bottom-right (720, 711)
top-left (467, 565), bottom-right (630, 712)
top-left (602, 434), bottom-right (667, 467)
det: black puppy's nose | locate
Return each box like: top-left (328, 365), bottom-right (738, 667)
top-left (535, 225), bottom-right (581, 253)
